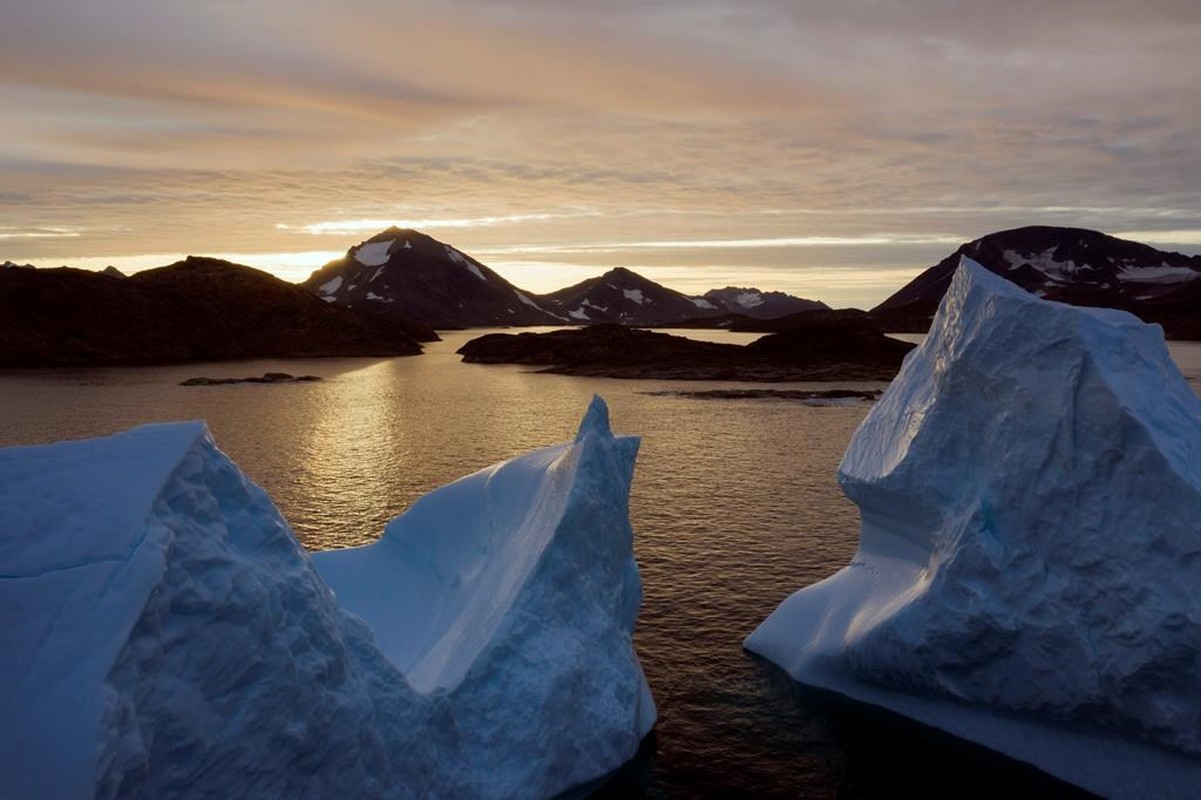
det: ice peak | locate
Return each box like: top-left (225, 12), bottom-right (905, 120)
top-left (751, 245), bottom-right (1201, 798)
top-left (954, 254), bottom-right (1031, 299)
top-left (575, 394), bottom-right (612, 442)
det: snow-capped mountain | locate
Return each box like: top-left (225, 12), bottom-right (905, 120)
top-left (702, 286), bottom-right (828, 319)
top-left (301, 228), bottom-right (563, 328)
top-left (535, 267), bottom-right (723, 326)
top-left (873, 226), bottom-right (1201, 328)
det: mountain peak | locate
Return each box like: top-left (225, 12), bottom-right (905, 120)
top-left (603, 266), bottom-right (639, 279)
top-left (301, 232), bottom-right (563, 328)
top-left (539, 266), bottom-right (722, 325)
top-left (364, 226), bottom-right (428, 244)
top-left (702, 286), bottom-right (829, 319)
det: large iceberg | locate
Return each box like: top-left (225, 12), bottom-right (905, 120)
top-left (0, 396), bottom-right (654, 798)
top-left (746, 258), bottom-right (1201, 798)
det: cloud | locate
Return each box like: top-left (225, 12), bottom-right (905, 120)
top-left (1, 0), bottom-right (1198, 305)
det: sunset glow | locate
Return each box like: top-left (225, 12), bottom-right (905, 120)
top-left (3, 1), bottom-right (1198, 307)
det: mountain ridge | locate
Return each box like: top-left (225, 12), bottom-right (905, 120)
top-left (0, 256), bottom-right (428, 367)
top-left (873, 226), bottom-right (1201, 337)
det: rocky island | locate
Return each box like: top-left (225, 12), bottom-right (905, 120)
top-left (179, 372), bottom-right (322, 386)
top-left (457, 317), bottom-right (914, 382)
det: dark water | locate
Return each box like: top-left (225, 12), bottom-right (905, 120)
top-left (3, 333), bottom-right (1199, 798)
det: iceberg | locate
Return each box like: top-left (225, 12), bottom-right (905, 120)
top-left (0, 396), bottom-right (653, 799)
top-left (746, 258), bottom-right (1201, 799)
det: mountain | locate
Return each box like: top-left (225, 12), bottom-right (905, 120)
top-left (536, 267), bottom-right (722, 326)
top-left (0, 257), bottom-right (427, 367)
top-left (702, 286), bottom-right (828, 318)
top-left (873, 226), bottom-right (1201, 337)
top-left (302, 230), bottom-right (835, 329)
top-left (301, 228), bottom-right (563, 328)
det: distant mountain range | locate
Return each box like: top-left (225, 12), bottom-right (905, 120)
top-left (702, 287), bottom-right (828, 319)
top-left (301, 228), bottom-right (826, 329)
top-left (4, 224), bottom-right (1199, 368)
top-left (0, 257), bottom-right (429, 367)
top-left (873, 226), bottom-right (1201, 338)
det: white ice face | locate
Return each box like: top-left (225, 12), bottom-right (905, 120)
top-left (2, 397), bottom-right (654, 800)
top-left (748, 257), bottom-right (1201, 800)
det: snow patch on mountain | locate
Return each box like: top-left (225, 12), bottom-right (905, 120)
top-left (317, 275), bottom-right (343, 295)
top-left (355, 240), bottom-right (394, 267)
top-left (1002, 247), bottom-right (1086, 280)
top-left (443, 245), bottom-right (487, 282)
top-left (1117, 264), bottom-right (1200, 283)
top-left (623, 288), bottom-right (646, 305)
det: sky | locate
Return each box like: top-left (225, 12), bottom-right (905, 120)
top-left (2, 0), bottom-right (1199, 308)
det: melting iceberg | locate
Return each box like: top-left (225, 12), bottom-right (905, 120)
top-left (746, 258), bottom-right (1201, 798)
top-left (0, 396), bottom-right (654, 799)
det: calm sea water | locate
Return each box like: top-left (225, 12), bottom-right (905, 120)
top-left (3, 331), bottom-right (1199, 798)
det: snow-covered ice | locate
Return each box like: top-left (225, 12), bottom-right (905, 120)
top-left (746, 257), bottom-right (1201, 799)
top-left (1, 397), bottom-right (654, 799)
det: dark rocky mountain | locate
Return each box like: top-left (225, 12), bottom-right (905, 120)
top-left (2, 260), bottom-right (36, 270)
top-left (873, 226), bottom-right (1201, 338)
top-left (101, 265), bottom-right (126, 278)
top-left (301, 227), bottom-right (564, 328)
top-left (457, 320), bottom-right (912, 382)
top-left (0, 257), bottom-right (427, 367)
top-left (702, 286), bottom-right (828, 318)
top-left (535, 267), bottom-right (723, 326)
